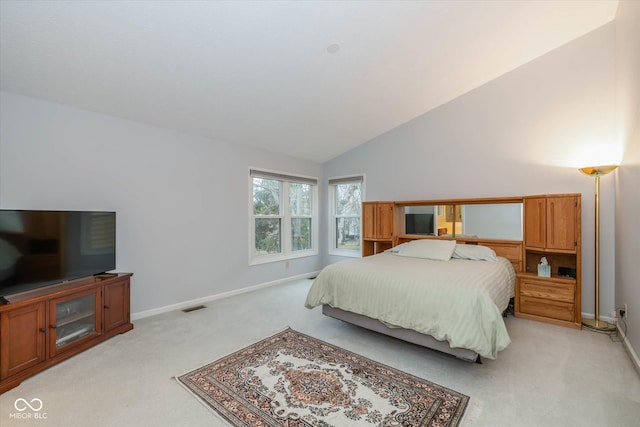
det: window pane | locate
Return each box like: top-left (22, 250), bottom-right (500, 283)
top-left (255, 218), bottom-right (281, 254)
top-left (253, 178), bottom-right (280, 215)
top-left (336, 217), bottom-right (361, 250)
top-left (289, 183), bottom-right (311, 216)
top-left (336, 183), bottom-right (361, 216)
top-left (291, 218), bottom-right (311, 251)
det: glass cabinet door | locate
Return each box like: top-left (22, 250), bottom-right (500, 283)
top-left (49, 288), bottom-right (102, 356)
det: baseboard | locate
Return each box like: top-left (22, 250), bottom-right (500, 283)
top-left (580, 312), bottom-right (616, 324)
top-left (131, 271), bottom-right (320, 321)
top-left (617, 322), bottom-right (640, 376)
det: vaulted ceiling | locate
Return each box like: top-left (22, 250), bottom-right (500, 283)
top-left (0, 1), bottom-right (619, 162)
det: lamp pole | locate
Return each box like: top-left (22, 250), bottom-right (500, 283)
top-left (580, 165), bottom-right (617, 332)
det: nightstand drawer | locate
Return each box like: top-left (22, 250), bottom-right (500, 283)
top-left (520, 295), bottom-right (574, 322)
top-left (519, 278), bottom-right (574, 303)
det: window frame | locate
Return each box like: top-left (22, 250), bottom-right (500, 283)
top-left (328, 174), bottom-right (365, 258)
top-left (249, 168), bottom-right (318, 265)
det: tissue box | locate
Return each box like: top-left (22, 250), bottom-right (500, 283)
top-left (537, 264), bottom-right (551, 277)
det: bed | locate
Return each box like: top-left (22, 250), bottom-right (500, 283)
top-left (304, 239), bottom-right (520, 362)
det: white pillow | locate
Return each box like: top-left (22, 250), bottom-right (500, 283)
top-left (384, 242), bottom-right (408, 253)
top-left (452, 244), bottom-right (497, 262)
top-left (396, 239), bottom-right (456, 261)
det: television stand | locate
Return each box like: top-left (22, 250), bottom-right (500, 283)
top-left (94, 272), bottom-right (119, 278)
top-left (0, 273), bottom-right (133, 394)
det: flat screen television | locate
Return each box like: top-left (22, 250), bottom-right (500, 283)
top-left (0, 210), bottom-right (116, 301)
top-left (405, 213), bottom-right (434, 235)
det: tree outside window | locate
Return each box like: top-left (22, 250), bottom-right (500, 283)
top-left (250, 169), bottom-right (318, 264)
top-left (329, 176), bottom-right (363, 255)
top-left (253, 177), bottom-right (281, 255)
top-left (290, 183), bottom-right (312, 251)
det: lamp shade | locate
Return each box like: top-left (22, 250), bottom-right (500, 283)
top-left (579, 165), bottom-right (618, 177)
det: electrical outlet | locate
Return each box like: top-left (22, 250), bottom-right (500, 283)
top-left (619, 303), bottom-right (628, 319)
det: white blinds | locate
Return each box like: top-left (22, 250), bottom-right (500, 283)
top-left (328, 175), bottom-right (363, 185)
top-left (250, 169), bottom-right (318, 185)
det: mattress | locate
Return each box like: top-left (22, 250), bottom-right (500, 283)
top-left (305, 252), bottom-right (515, 359)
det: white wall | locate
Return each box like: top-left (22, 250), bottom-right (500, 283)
top-left (0, 92), bottom-right (323, 314)
top-left (615, 0), bottom-right (640, 362)
top-left (324, 24), bottom-right (618, 320)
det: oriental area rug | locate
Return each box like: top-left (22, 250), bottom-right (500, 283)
top-left (177, 328), bottom-right (469, 427)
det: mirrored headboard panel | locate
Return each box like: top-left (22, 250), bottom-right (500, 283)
top-left (397, 197), bottom-right (523, 242)
top-left (395, 197), bottom-right (524, 271)
top-left (459, 203), bottom-right (523, 240)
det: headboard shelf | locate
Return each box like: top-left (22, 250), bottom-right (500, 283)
top-left (394, 196), bottom-right (523, 206)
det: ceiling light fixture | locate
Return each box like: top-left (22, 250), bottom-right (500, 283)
top-left (326, 43), bottom-right (340, 54)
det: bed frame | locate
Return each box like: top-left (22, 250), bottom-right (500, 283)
top-left (322, 305), bottom-right (481, 362)
top-left (321, 238), bottom-right (523, 362)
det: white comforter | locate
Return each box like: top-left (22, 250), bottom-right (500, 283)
top-left (305, 252), bottom-right (515, 359)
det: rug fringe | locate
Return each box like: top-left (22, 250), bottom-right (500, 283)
top-left (173, 326), bottom-right (294, 425)
top-left (174, 375), bottom-right (233, 426)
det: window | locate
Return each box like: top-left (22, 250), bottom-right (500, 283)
top-left (250, 169), bottom-right (318, 264)
top-left (329, 175), bottom-right (364, 256)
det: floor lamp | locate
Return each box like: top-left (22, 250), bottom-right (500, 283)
top-left (580, 165), bottom-right (618, 332)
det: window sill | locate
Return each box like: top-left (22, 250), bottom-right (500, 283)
top-left (249, 250), bottom-right (318, 266)
top-left (328, 249), bottom-right (361, 258)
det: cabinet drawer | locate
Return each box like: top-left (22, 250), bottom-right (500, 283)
top-left (519, 279), bottom-right (574, 303)
top-left (520, 295), bottom-right (574, 322)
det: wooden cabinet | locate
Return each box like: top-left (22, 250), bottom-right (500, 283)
top-left (48, 287), bottom-right (102, 358)
top-left (0, 303), bottom-right (46, 380)
top-left (517, 195), bottom-right (581, 328)
top-left (524, 196), bottom-right (577, 252)
top-left (103, 277), bottom-right (131, 332)
top-left (517, 276), bottom-right (576, 323)
top-left (363, 202), bottom-right (394, 240)
top-left (0, 274), bottom-right (133, 394)
top-left (362, 202), bottom-right (394, 256)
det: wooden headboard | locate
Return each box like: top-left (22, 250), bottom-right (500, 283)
top-left (466, 240), bottom-right (523, 273)
top-left (396, 235), bottom-right (523, 273)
